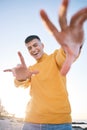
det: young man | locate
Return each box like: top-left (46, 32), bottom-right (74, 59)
top-left (16, 35), bottom-right (72, 130)
top-left (4, 0), bottom-right (87, 130)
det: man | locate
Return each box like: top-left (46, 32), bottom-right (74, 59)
top-left (4, 0), bottom-right (87, 130)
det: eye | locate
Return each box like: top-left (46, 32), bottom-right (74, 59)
top-left (28, 46), bottom-right (32, 51)
top-left (33, 43), bottom-right (38, 47)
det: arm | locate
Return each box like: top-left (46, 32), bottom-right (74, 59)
top-left (40, 0), bottom-right (87, 76)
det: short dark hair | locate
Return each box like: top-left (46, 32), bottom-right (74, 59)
top-left (25, 35), bottom-right (41, 44)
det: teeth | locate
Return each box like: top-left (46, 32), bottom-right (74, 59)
top-left (33, 53), bottom-right (38, 55)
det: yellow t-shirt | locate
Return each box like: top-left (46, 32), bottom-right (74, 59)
top-left (14, 48), bottom-right (72, 124)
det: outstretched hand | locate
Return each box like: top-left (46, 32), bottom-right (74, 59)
top-left (40, 0), bottom-right (87, 75)
top-left (3, 51), bottom-right (39, 81)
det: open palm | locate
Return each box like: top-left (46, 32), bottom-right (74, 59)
top-left (40, 0), bottom-right (87, 75)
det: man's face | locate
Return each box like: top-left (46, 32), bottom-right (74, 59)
top-left (25, 39), bottom-right (44, 60)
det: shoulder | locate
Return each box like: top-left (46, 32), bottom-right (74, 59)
top-left (51, 48), bottom-right (65, 57)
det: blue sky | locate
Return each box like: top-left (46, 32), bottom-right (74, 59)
top-left (0, 0), bottom-right (87, 120)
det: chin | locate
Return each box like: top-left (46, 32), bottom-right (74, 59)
top-left (35, 56), bottom-right (42, 60)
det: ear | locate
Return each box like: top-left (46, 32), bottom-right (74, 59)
top-left (41, 43), bottom-right (44, 49)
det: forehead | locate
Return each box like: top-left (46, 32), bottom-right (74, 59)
top-left (25, 39), bottom-right (41, 47)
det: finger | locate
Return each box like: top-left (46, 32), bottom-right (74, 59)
top-left (70, 8), bottom-right (87, 27)
top-left (40, 10), bottom-right (62, 43)
top-left (3, 69), bottom-right (12, 72)
top-left (18, 51), bottom-right (26, 67)
top-left (58, 0), bottom-right (69, 30)
top-left (30, 70), bottom-right (39, 75)
top-left (40, 10), bottom-right (59, 35)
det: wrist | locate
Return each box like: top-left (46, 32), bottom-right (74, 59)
top-left (17, 77), bottom-right (31, 82)
top-left (17, 76), bottom-right (31, 82)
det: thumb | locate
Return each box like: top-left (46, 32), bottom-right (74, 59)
top-left (30, 70), bottom-right (39, 75)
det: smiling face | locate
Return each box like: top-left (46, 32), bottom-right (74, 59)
top-left (25, 38), bottom-right (44, 60)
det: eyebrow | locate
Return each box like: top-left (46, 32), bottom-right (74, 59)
top-left (28, 43), bottom-right (38, 50)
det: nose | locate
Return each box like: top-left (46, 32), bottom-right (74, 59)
top-left (31, 46), bottom-right (36, 52)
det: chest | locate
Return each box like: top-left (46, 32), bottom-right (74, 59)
top-left (31, 56), bottom-right (60, 80)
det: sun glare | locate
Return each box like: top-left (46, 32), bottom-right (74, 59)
top-left (0, 71), bottom-right (87, 120)
top-left (0, 72), bottom-right (30, 118)
top-left (1, 87), bottom-right (30, 118)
